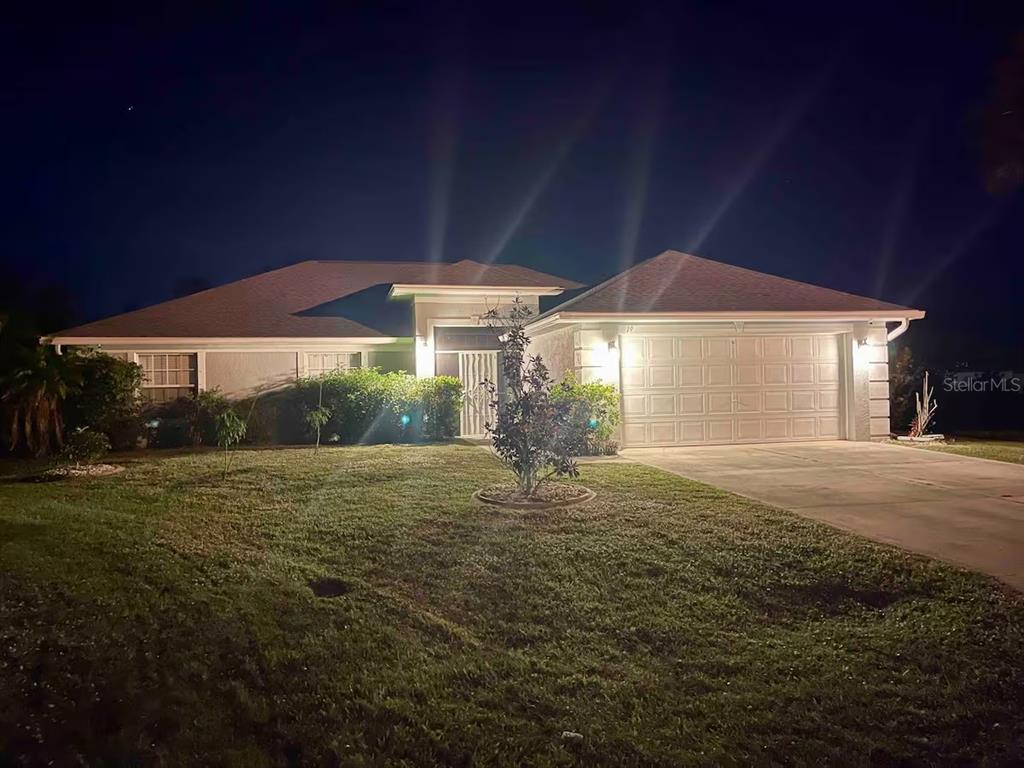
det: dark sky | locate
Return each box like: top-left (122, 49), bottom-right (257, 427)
top-left (3, 2), bottom-right (1022, 365)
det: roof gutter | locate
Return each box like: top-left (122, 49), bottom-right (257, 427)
top-left (44, 335), bottom-right (410, 347)
top-left (886, 318), bottom-right (912, 342)
top-left (528, 309), bottom-right (926, 333)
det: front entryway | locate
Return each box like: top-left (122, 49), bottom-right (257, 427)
top-left (457, 351), bottom-right (497, 437)
top-left (619, 333), bottom-right (843, 447)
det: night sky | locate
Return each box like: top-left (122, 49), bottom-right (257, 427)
top-left (3, 2), bottom-right (1022, 369)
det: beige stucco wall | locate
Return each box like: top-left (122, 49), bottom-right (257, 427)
top-left (205, 351), bottom-right (298, 399)
top-left (527, 325), bottom-right (577, 382)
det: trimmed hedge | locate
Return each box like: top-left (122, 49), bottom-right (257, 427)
top-left (551, 372), bottom-right (620, 456)
top-left (223, 370), bottom-right (464, 447)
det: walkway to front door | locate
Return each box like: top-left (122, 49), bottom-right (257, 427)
top-left (622, 441), bottom-right (1024, 591)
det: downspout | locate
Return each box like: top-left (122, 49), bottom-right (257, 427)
top-left (886, 318), bottom-right (910, 343)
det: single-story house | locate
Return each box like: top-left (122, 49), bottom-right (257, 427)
top-left (49, 250), bottom-right (925, 446)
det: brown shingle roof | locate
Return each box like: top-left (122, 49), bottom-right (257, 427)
top-left (547, 250), bottom-right (921, 316)
top-left (54, 260), bottom-right (583, 339)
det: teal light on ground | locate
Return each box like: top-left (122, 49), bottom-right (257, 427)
top-left (400, 414), bottom-right (411, 426)
top-left (588, 417), bottom-right (599, 429)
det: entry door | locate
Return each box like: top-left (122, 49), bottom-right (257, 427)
top-left (458, 351), bottom-right (498, 437)
top-left (620, 334), bottom-right (843, 447)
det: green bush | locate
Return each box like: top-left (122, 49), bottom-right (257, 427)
top-left (415, 376), bottom-right (463, 441)
top-left (60, 427), bottom-right (111, 466)
top-left (552, 372), bottom-right (620, 456)
top-left (288, 369), bottom-right (463, 445)
top-left (63, 352), bottom-right (144, 451)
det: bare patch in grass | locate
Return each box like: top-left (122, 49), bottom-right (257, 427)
top-left (309, 577), bottom-right (352, 598)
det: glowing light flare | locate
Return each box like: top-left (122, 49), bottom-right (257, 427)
top-left (590, 339), bottom-right (621, 386)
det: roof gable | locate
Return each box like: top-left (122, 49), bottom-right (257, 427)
top-left (548, 250), bottom-right (921, 316)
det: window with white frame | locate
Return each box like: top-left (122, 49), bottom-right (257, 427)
top-left (137, 353), bottom-right (197, 403)
top-left (306, 352), bottom-right (361, 377)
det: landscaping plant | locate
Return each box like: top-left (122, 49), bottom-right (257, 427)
top-left (215, 409), bottom-right (247, 477)
top-left (551, 371), bottom-right (620, 456)
top-left (482, 299), bottom-right (578, 497)
top-left (60, 427), bottom-right (111, 468)
top-left (302, 379), bottom-right (332, 453)
top-left (64, 352), bottom-right (144, 450)
top-left (909, 370), bottom-right (939, 437)
top-left (415, 375), bottom-right (463, 441)
top-left (1, 344), bottom-right (81, 456)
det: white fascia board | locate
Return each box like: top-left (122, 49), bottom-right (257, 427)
top-left (45, 335), bottom-right (412, 348)
top-left (389, 284), bottom-right (566, 298)
top-left (527, 309), bottom-right (925, 332)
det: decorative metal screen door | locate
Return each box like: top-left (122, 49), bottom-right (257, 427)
top-left (458, 351), bottom-right (498, 437)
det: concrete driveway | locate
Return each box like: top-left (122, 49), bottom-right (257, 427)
top-left (621, 441), bottom-right (1024, 591)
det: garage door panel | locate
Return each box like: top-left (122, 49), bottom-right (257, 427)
top-left (649, 366), bottom-right (676, 387)
top-left (680, 394), bottom-right (705, 415)
top-left (765, 419), bottom-right (790, 439)
top-left (649, 338), bottom-right (675, 361)
top-left (764, 364), bottom-right (788, 384)
top-left (735, 364), bottom-right (762, 385)
top-left (708, 420), bottom-right (734, 441)
top-left (763, 337), bottom-right (788, 358)
top-left (705, 338), bottom-right (732, 359)
top-left (819, 416), bottom-right (840, 438)
top-left (708, 392), bottom-right (733, 414)
top-left (680, 422), bottom-right (705, 442)
top-left (791, 337), bottom-right (814, 358)
top-left (817, 363), bottom-right (839, 383)
top-left (707, 365), bottom-right (732, 386)
top-left (649, 422), bottom-right (677, 443)
top-left (736, 337), bottom-right (762, 360)
top-left (792, 418), bottom-right (817, 438)
top-left (679, 365), bottom-right (703, 386)
top-left (735, 392), bottom-right (761, 412)
top-left (791, 364), bottom-right (815, 384)
top-left (764, 391), bottom-right (789, 411)
top-left (649, 394), bottom-right (677, 416)
top-left (679, 338), bottom-right (702, 359)
top-left (791, 391), bottom-right (816, 411)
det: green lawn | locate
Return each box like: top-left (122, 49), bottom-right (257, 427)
top-left (908, 436), bottom-right (1024, 465)
top-left (1, 445), bottom-right (1023, 766)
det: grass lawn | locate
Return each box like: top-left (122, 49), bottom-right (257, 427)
top-left (906, 436), bottom-right (1024, 465)
top-left (1, 445), bottom-right (1023, 766)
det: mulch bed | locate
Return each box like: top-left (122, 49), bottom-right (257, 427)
top-left (24, 464), bottom-right (125, 483)
top-left (473, 482), bottom-right (595, 509)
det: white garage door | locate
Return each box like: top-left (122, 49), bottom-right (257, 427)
top-left (620, 334), bottom-right (843, 447)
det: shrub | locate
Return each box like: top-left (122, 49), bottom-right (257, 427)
top-left (60, 427), bottom-right (111, 467)
top-left (64, 352), bottom-right (144, 450)
top-left (415, 376), bottom-right (463, 441)
top-left (296, 368), bottom-right (419, 445)
top-left (551, 372), bottom-right (620, 456)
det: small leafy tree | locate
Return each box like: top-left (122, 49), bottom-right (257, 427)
top-left (303, 379), bottom-right (332, 453)
top-left (215, 409), bottom-right (247, 477)
top-left (482, 298), bottom-right (578, 497)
